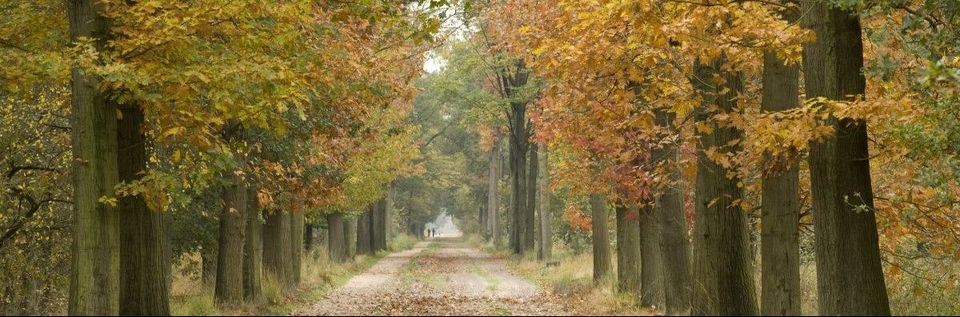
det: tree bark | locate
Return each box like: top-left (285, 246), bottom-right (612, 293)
top-left (538, 145), bottom-right (552, 260)
top-left (760, 5), bottom-right (802, 313)
top-left (290, 211), bottom-right (304, 286)
top-left (373, 198), bottom-right (387, 252)
top-left (67, 0), bottom-right (121, 314)
top-left (243, 186), bottom-right (262, 302)
top-left (802, 1), bottom-right (890, 314)
top-left (327, 213), bottom-right (348, 263)
top-left (615, 204), bottom-right (640, 295)
top-left (345, 216), bottom-right (357, 259)
top-left (653, 108), bottom-right (691, 315)
top-left (639, 205), bottom-right (664, 307)
top-left (304, 223), bottom-right (314, 253)
top-left (487, 134), bottom-right (501, 245)
top-left (357, 210), bottom-right (372, 255)
top-left (118, 104), bottom-right (170, 315)
top-left (590, 193), bottom-right (611, 283)
top-left (691, 59), bottom-right (758, 315)
top-left (508, 106), bottom-right (533, 255)
top-left (215, 171), bottom-right (247, 305)
top-left (386, 184), bottom-right (395, 241)
top-left (525, 141), bottom-right (539, 254)
top-left (263, 210), bottom-right (293, 289)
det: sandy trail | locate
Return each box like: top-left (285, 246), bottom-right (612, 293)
top-left (294, 237), bottom-right (569, 316)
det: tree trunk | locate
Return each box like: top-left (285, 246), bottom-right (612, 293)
top-left (327, 213), bottom-right (348, 263)
top-left (357, 210), bottom-right (372, 255)
top-left (801, 1), bottom-right (890, 314)
top-left (488, 134), bottom-right (501, 245)
top-left (525, 141), bottom-right (539, 253)
top-left (538, 145), bottom-right (552, 260)
top-left (243, 186), bottom-right (262, 302)
top-left (760, 6), bottom-right (802, 313)
top-left (508, 103), bottom-right (532, 255)
top-left (264, 210), bottom-right (293, 289)
top-left (67, 1), bottom-right (121, 314)
top-left (118, 104), bottom-right (170, 315)
top-left (590, 193), bottom-right (611, 283)
top-left (304, 223), bottom-right (314, 253)
top-left (691, 59), bottom-right (758, 315)
top-left (639, 205), bottom-right (664, 307)
top-left (386, 184), bottom-right (395, 241)
top-left (653, 108), bottom-right (691, 315)
top-left (615, 204), bottom-right (640, 295)
top-left (345, 216), bottom-right (357, 259)
top-left (290, 211), bottom-right (304, 286)
top-left (215, 171), bottom-right (247, 305)
top-left (373, 198), bottom-right (387, 252)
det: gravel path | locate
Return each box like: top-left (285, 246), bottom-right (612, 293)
top-left (294, 237), bottom-right (570, 316)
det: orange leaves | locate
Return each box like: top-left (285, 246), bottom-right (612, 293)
top-left (562, 204), bottom-right (592, 232)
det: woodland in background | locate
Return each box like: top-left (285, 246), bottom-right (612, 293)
top-left (2, 0), bottom-right (960, 316)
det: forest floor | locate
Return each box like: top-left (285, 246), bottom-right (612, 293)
top-left (294, 237), bottom-right (572, 316)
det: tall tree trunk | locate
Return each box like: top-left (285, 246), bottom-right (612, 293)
top-left (327, 213), bottom-right (348, 263)
top-left (639, 205), bottom-right (664, 307)
top-left (243, 186), bottom-right (262, 302)
top-left (373, 198), bottom-right (387, 252)
top-left (263, 210), bottom-right (292, 289)
top-left (304, 223), bottom-right (314, 253)
top-left (345, 216), bottom-right (357, 259)
top-left (760, 5), bottom-right (802, 313)
top-left (653, 108), bottom-right (691, 314)
top-left (488, 135), bottom-right (501, 245)
top-left (508, 104), bottom-right (531, 255)
top-left (590, 193), bottom-right (611, 284)
top-left (525, 141), bottom-right (538, 253)
top-left (357, 210), bottom-right (372, 255)
top-left (538, 145), bottom-right (552, 260)
top-left (801, 1), bottom-right (890, 314)
top-left (215, 171), bottom-right (247, 305)
top-left (290, 211), bottom-right (304, 286)
top-left (615, 204), bottom-right (640, 295)
top-left (691, 59), bottom-right (758, 315)
top-left (67, 1), bottom-right (121, 314)
top-left (386, 184), bottom-right (395, 241)
top-left (118, 104), bottom-right (170, 315)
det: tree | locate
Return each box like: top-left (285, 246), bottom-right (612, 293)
top-left (802, 1), bottom-right (890, 314)
top-left (67, 1), bottom-right (120, 314)
top-left (590, 193), bottom-right (611, 283)
top-left (652, 109), bottom-right (691, 315)
top-left (759, 3), bottom-right (801, 315)
top-left (537, 144), bottom-right (552, 260)
top-left (263, 210), bottom-right (293, 289)
top-left (327, 213), bottom-right (348, 263)
top-left (243, 185), bottom-right (263, 302)
top-left (615, 204), bottom-right (640, 295)
top-left (690, 59), bottom-right (757, 315)
top-left (639, 205), bottom-right (663, 307)
top-left (215, 169), bottom-right (247, 305)
top-left (118, 103), bottom-right (170, 315)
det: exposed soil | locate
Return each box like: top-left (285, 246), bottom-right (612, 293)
top-left (294, 237), bottom-right (571, 316)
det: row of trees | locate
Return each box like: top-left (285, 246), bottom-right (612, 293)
top-left (432, 0), bottom-right (958, 315)
top-left (1, 0), bottom-right (447, 315)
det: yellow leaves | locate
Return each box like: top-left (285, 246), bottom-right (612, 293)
top-left (696, 122), bottom-right (714, 135)
top-left (162, 126), bottom-right (186, 138)
top-left (98, 196), bottom-right (118, 208)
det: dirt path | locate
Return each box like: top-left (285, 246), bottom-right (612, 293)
top-left (295, 237), bottom-right (570, 316)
